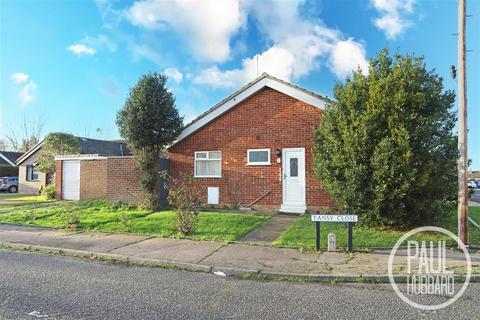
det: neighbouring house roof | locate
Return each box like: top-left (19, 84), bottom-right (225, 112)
top-left (16, 137), bottom-right (131, 166)
top-left (469, 171), bottom-right (480, 179)
top-left (0, 151), bottom-right (24, 166)
top-left (78, 138), bottom-right (131, 156)
top-left (170, 73), bottom-right (334, 146)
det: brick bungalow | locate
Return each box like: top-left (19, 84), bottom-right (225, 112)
top-left (168, 73), bottom-right (334, 213)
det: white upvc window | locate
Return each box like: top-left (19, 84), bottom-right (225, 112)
top-left (247, 149), bottom-right (271, 165)
top-left (194, 151), bottom-right (222, 178)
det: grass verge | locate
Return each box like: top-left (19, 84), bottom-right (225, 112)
top-left (0, 193), bottom-right (48, 202)
top-left (0, 200), bottom-right (271, 242)
top-left (273, 207), bottom-right (480, 250)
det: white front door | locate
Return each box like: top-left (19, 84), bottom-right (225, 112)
top-left (280, 148), bottom-right (306, 213)
top-left (62, 160), bottom-right (80, 200)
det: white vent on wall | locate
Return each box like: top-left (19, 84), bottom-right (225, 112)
top-left (207, 187), bottom-right (219, 205)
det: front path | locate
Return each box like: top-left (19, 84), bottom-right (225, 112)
top-left (240, 214), bottom-right (298, 244)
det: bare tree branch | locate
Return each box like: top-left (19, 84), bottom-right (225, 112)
top-left (5, 115), bottom-right (45, 152)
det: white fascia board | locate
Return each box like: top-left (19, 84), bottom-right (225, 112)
top-left (15, 141), bottom-right (44, 165)
top-left (265, 79), bottom-right (327, 110)
top-left (0, 153), bottom-right (15, 166)
top-left (173, 78), bottom-right (327, 145)
top-left (54, 154), bottom-right (107, 161)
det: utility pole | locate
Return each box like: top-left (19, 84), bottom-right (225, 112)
top-left (457, 0), bottom-right (468, 247)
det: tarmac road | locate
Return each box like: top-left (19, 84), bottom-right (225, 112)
top-left (471, 188), bottom-right (480, 204)
top-left (0, 250), bottom-right (478, 320)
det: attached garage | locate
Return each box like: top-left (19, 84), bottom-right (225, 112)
top-left (61, 160), bottom-right (80, 200)
top-left (55, 155), bottom-right (169, 206)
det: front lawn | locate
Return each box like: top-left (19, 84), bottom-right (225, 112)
top-left (0, 200), bottom-right (271, 242)
top-left (0, 193), bottom-right (48, 202)
top-left (273, 207), bottom-right (480, 250)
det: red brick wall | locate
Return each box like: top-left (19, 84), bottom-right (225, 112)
top-left (55, 160), bottom-right (63, 200)
top-left (80, 159), bottom-right (108, 200)
top-left (106, 157), bottom-right (144, 205)
top-left (169, 87), bottom-right (333, 211)
top-left (54, 157), bottom-right (140, 203)
top-left (55, 157), bottom-right (169, 206)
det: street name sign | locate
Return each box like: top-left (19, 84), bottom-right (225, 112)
top-left (311, 214), bottom-right (358, 223)
top-left (311, 214), bottom-right (358, 252)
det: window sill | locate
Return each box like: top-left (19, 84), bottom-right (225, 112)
top-left (246, 163), bottom-right (271, 166)
top-left (194, 176), bottom-right (222, 179)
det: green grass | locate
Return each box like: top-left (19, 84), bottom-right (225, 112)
top-left (0, 193), bottom-right (48, 202)
top-left (273, 207), bottom-right (480, 250)
top-left (0, 200), bottom-right (270, 242)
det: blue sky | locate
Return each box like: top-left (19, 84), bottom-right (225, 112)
top-left (1, 0), bottom-right (479, 169)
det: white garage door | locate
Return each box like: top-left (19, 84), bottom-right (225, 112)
top-left (62, 160), bottom-right (80, 200)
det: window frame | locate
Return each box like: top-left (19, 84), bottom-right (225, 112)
top-left (26, 165), bottom-right (39, 181)
top-left (247, 148), bottom-right (271, 166)
top-left (194, 151), bottom-right (222, 178)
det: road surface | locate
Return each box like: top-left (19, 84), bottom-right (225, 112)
top-left (471, 188), bottom-right (480, 204)
top-left (0, 250), bottom-right (478, 319)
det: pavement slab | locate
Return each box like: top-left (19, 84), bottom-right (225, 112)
top-left (60, 232), bottom-right (149, 252)
top-left (201, 243), bottom-right (350, 273)
top-left (110, 237), bottom-right (225, 263)
top-left (0, 224), bottom-right (77, 242)
top-left (0, 223), bottom-right (478, 277)
top-left (334, 249), bottom-right (480, 275)
top-left (0, 224), bottom-right (148, 253)
top-left (469, 200), bottom-right (480, 207)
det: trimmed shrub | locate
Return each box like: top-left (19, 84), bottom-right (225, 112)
top-left (41, 184), bottom-right (56, 200)
top-left (314, 50), bottom-right (457, 228)
top-left (167, 174), bottom-right (204, 234)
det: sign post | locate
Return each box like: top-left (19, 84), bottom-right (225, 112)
top-left (348, 222), bottom-right (353, 252)
top-left (311, 214), bottom-right (358, 252)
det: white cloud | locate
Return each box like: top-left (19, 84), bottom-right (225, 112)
top-left (194, 66), bottom-right (241, 89)
top-left (18, 81), bottom-right (38, 104)
top-left (84, 34), bottom-right (117, 52)
top-left (10, 72), bottom-right (29, 84)
top-left (67, 44), bottom-right (96, 55)
top-left (127, 0), bottom-right (246, 63)
top-left (194, 46), bottom-right (297, 88)
top-left (329, 39), bottom-right (369, 78)
top-left (163, 68), bottom-right (183, 83)
top-left (371, 0), bottom-right (416, 39)
top-left (95, 0), bottom-right (122, 27)
top-left (67, 35), bottom-right (116, 57)
top-left (129, 42), bottom-right (163, 65)
top-left (194, 0), bottom-right (368, 88)
top-left (10, 73), bottom-right (37, 104)
top-left (180, 102), bottom-right (201, 124)
top-left (123, 0), bottom-right (368, 86)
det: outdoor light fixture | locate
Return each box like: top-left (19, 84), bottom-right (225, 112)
top-left (276, 149), bottom-right (282, 163)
